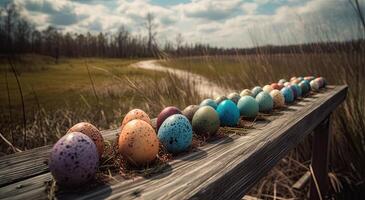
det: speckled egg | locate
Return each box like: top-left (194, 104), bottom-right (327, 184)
top-left (49, 132), bottom-right (99, 186)
top-left (200, 98), bottom-right (218, 109)
top-left (182, 105), bottom-right (200, 122)
top-left (270, 89), bottom-right (285, 108)
top-left (240, 89), bottom-right (252, 97)
top-left (216, 100), bottom-right (240, 127)
top-left (251, 86), bottom-right (263, 97)
top-left (256, 91), bottom-right (273, 112)
top-left (121, 109), bottom-right (151, 130)
top-left (227, 92), bottom-right (241, 104)
top-left (278, 79), bottom-right (287, 84)
top-left (271, 83), bottom-right (282, 90)
top-left (119, 119), bottom-right (159, 165)
top-left (299, 80), bottom-right (310, 95)
top-left (281, 87), bottom-right (294, 103)
top-left (292, 84), bottom-right (302, 97)
top-left (237, 96), bottom-right (259, 118)
top-left (192, 106), bottom-right (220, 136)
top-left (315, 77), bottom-right (325, 88)
top-left (310, 80), bottom-right (320, 91)
top-left (67, 122), bottom-right (104, 157)
top-left (156, 106), bottom-right (182, 131)
top-left (215, 95), bottom-right (228, 105)
top-left (263, 85), bottom-right (273, 93)
top-left (158, 114), bottom-right (192, 153)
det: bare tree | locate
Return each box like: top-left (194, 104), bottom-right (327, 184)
top-left (144, 12), bottom-right (157, 54)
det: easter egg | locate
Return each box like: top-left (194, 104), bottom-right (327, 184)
top-left (240, 89), bottom-right (252, 97)
top-left (284, 82), bottom-right (291, 87)
top-left (182, 105), bottom-right (200, 122)
top-left (156, 106), bottom-right (182, 131)
top-left (237, 96), bottom-right (259, 118)
top-left (289, 85), bottom-right (298, 99)
top-left (281, 87), bottom-right (294, 103)
top-left (251, 86), bottom-right (263, 97)
top-left (297, 77), bottom-right (304, 82)
top-left (119, 119), bottom-right (159, 165)
top-left (49, 132), bottom-right (99, 186)
top-left (270, 89), bottom-right (285, 108)
top-left (305, 76), bottom-right (315, 82)
top-left (315, 77), bottom-right (325, 88)
top-left (216, 100), bottom-right (240, 127)
top-left (310, 80), bottom-right (320, 91)
top-left (158, 114), bottom-right (192, 153)
top-left (256, 91), bottom-right (273, 112)
top-left (121, 109), bottom-right (151, 130)
top-left (215, 96), bottom-right (228, 105)
top-left (291, 79), bottom-right (301, 84)
top-left (290, 77), bottom-right (297, 82)
top-left (271, 83), bottom-right (281, 90)
top-left (299, 80), bottom-right (310, 95)
top-left (200, 98), bottom-right (218, 109)
top-left (192, 106), bottom-right (220, 136)
top-left (67, 122), bottom-right (104, 157)
top-left (292, 84), bottom-right (302, 97)
top-left (278, 79), bottom-right (287, 84)
top-left (227, 92), bottom-right (241, 104)
top-left (263, 85), bottom-right (273, 93)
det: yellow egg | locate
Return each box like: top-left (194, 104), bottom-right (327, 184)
top-left (270, 89), bottom-right (285, 108)
top-left (67, 122), bottom-right (104, 157)
top-left (121, 109), bottom-right (151, 130)
top-left (118, 119), bottom-right (159, 165)
top-left (263, 85), bottom-right (273, 93)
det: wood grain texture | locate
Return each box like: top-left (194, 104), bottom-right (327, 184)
top-left (0, 86), bottom-right (347, 200)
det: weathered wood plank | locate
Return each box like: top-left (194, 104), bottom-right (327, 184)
top-left (0, 86), bottom-right (347, 200)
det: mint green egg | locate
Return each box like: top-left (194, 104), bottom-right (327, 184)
top-left (255, 91), bottom-right (273, 112)
top-left (237, 96), bottom-right (259, 118)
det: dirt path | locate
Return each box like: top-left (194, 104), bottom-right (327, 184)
top-left (132, 60), bottom-right (229, 98)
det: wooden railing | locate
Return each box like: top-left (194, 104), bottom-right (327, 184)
top-left (0, 85), bottom-right (348, 200)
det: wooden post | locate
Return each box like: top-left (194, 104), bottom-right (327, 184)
top-left (310, 115), bottom-right (331, 200)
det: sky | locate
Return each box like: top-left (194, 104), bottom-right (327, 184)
top-left (1, 0), bottom-right (364, 48)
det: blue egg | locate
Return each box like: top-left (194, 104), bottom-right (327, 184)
top-left (216, 100), bottom-right (240, 127)
top-left (237, 96), bottom-right (259, 118)
top-left (251, 86), bottom-right (263, 97)
top-left (157, 114), bottom-right (192, 153)
top-left (200, 98), bottom-right (218, 109)
top-left (255, 91), bottom-right (273, 112)
top-left (299, 80), bottom-right (310, 95)
top-left (281, 87), bottom-right (294, 103)
top-left (292, 84), bottom-right (302, 97)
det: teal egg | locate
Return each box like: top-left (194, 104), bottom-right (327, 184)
top-left (227, 92), bottom-right (241, 104)
top-left (216, 100), bottom-right (240, 127)
top-left (256, 91), bottom-right (273, 112)
top-left (157, 114), bottom-right (192, 153)
top-left (192, 106), bottom-right (220, 136)
top-left (251, 86), bottom-right (263, 97)
top-left (237, 96), bottom-right (259, 118)
top-left (299, 80), bottom-right (310, 95)
top-left (292, 84), bottom-right (302, 97)
top-left (200, 99), bottom-right (218, 109)
top-left (281, 87), bottom-right (294, 103)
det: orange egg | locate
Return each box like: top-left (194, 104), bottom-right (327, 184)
top-left (118, 119), bottom-right (159, 165)
top-left (67, 122), bottom-right (104, 157)
top-left (121, 109), bottom-right (151, 130)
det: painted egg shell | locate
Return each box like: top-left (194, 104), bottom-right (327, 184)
top-left (49, 132), bottom-right (99, 186)
top-left (270, 89), bottom-right (285, 108)
top-left (315, 77), bottom-right (325, 88)
top-left (291, 79), bottom-right (301, 84)
top-left (271, 83), bottom-right (281, 90)
top-left (237, 96), bottom-right (259, 118)
top-left (281, 87), bottom-right (294, 103)
top-left (304, 76), bottom-right (315, 82)
top-left (299, 80), bottom-right (310, 95)
top-left (216, 100), bottom-right (240, 127)
top-left (192, 106), bottom-right (220, 136)
top-left (227, 92), bottom-right (241, 104)
top-left (215, 95), bottom-right (228, 105)
top-left (156, 106), bottom-right (182, 131)
top-left (158, 114), bottom-right (192, 153)
top-left (297, 77), bottom-right (304, 82)
top-left (240, 89), bottom-right (252, 97)
top-left (310, 80), bottom-right (320, 91)
top-left (200, 98), bottom-right (218, 109)
top-left (289, 85), bottom-right (298, 99)
top-left (182, 105), bottom-right (200, 122)
top-left (256, 91), bottom-right (273, 112)
top-left (121, 109), bottom-right (151, 130)
top-left (251, 86), bottom-right (263, 97)
top-left (278, 79), bottom-right (287, 84)
top-left (67, 122), bottom-right (104, 157)
top-left (290, 77), bottom-right (297, 82)
top-left (292, 84), bottom-right (302, 97)
top-left (263, 85), bottom-right (273, 93)
top-left (119, 119), bottom-right (159, 165)
top-left (284, 82), bottom-right (291, 87)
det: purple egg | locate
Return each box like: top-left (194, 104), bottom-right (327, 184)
top-left (49, 132), bottom-right (99, 187)
top-left (156, 106), bottom-right (182, 131)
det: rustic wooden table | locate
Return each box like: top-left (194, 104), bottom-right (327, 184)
top-left (0, 85), bottom-right (347, 200)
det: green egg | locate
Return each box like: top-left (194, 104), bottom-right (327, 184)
top-left (256, 91), bottom-right (273, 112)
top-left (192, 106), bottom-right (220, 136)
top-left (237, 96), bottom-right (259, 118)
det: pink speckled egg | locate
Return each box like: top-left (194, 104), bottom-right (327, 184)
top-left (121, 109), bottom-right (151, 130)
